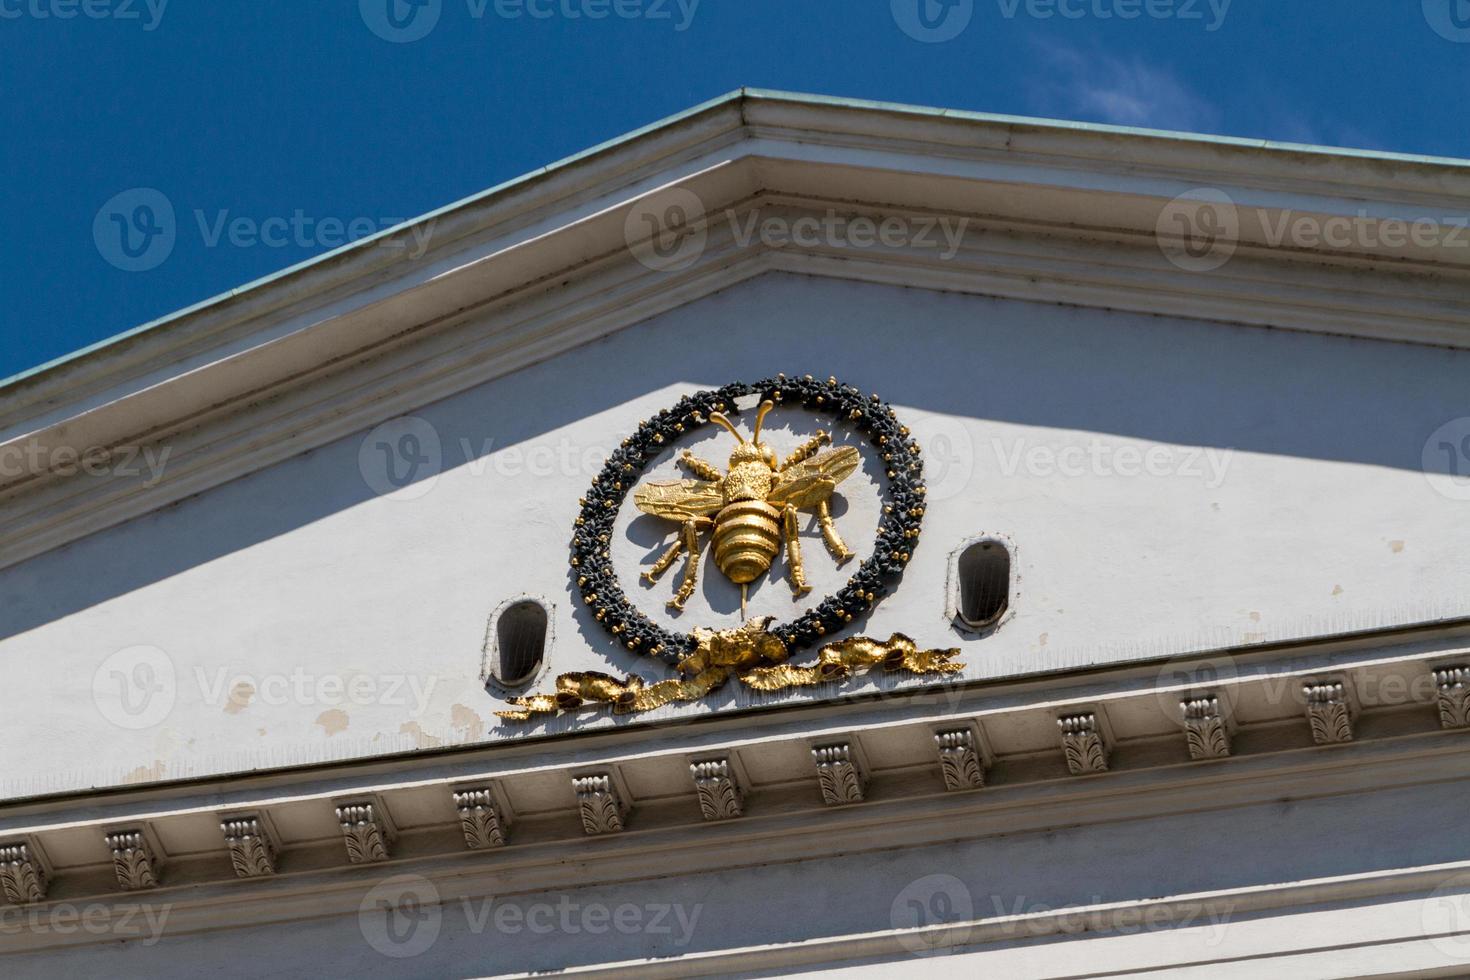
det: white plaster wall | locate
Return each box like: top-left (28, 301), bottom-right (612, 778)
top-left (4, 272), bottom-right (1469, 794)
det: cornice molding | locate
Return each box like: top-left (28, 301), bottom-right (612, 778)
top-left (1, 737), bottom-right (1466, 955)
top-left (1, 621), bottom-right (1468, 953)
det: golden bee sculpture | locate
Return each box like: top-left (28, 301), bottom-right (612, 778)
top-left (495, 377), bottom-right (965, 725)
top-left (634, 399), bottom-right (859, 615)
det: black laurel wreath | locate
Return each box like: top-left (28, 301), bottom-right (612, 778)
top-left (571, 375), bottom-right (926, 667)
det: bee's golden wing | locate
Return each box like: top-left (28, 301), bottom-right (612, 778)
top-left (769, 446), bottom-right (860, 508)
top-left (632, 479), bottom-right (724, 521)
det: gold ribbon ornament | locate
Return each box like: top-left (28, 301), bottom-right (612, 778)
top-left (497, 620), bottom-right (961, 723)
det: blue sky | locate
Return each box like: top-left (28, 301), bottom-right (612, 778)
top-left (2, 1), bottom-right (1467, 380)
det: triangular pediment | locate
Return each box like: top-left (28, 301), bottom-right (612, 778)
top-left (5, 91), bottom-right (1470, 800)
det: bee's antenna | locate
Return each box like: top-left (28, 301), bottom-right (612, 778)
top-left (707, 412), bottom-right (744, 444)
top-left (752, 400), bottom-right (775, 445)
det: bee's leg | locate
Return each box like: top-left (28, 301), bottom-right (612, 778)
top-left (782, 505), bottom-right (812, 597)
top-left (779, 431), bottom-right (830, 471)
top-left (669, 520), bottom-right (705, 611)
top-left (643, 535), bottom-right (686, 584)
top-left (678, 451), bottom-right (724, 482)
top-left (815, 498), bottom-right (855, 563)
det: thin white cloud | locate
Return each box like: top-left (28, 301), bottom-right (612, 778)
top-left (1023, 40), bottom-right (1386, 151)
top-left (1026, 41), bottom-right (1223, 134)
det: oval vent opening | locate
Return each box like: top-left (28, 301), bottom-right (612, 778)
top-left (494, 600), bottom-right (548, 687)
top-left (957, 540), bottom-right (1010, 629)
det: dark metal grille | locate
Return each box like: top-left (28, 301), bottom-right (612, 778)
top-left (958, 541), bottom-right (1009, 627)
top-left (496, 601), bottom-right (548, 686)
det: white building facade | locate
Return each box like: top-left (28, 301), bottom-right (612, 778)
top-left (2, 91), bottom-right (1470, 977)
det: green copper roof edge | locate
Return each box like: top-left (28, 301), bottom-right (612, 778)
top-left (9, 87), bottom-right (1470, 395)
top-left (742, 88), bottom-right (1470, 166)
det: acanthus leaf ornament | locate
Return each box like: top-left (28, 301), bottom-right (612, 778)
top-left (934, 728), bottom-right (985, 792)
top-left (453, 789), bottom-right (508, 849)
top-left (105, 830), bottom-right (160, 891)
top-left (812, 743), bottom-right (867, 806)
top-left (690, 759), bottom-right (744, 821)
top-left (335, 803), bottom-right (392, 864)
top-left (573, 774), bottom-right (627, 835)
top-left (0, 843), bottom-right (47, 905)
top-left (1303, 681), bottom-right (1354, 744)
top-left (498, 375), bottom-right (960, 723)
top-left (1058, 713), bottom-right (1109, 775)
top-left (221, 817), bottom-right (277, 878)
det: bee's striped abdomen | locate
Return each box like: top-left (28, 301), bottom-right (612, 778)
top-left (712, 500), bottom-right (782, 585)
